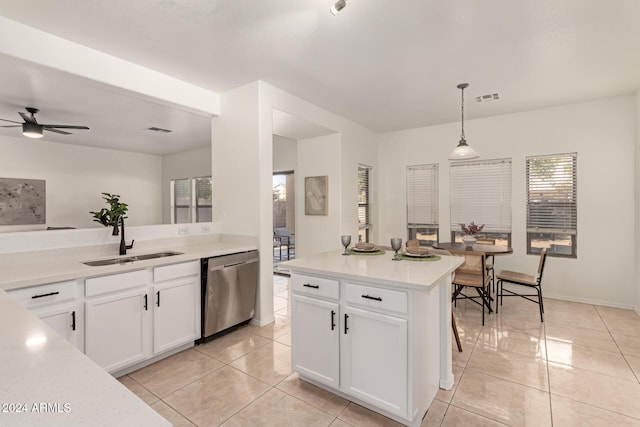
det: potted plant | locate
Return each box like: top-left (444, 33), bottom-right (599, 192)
top-left (90, 193), bottom-right (128, 228)
top-left (459, 222), bottom-right (484, 245)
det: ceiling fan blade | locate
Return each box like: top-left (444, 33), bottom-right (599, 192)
top-left (42, 125), bottom-right (90, 130)
top-left (0, 118), bottom-right (21, 124)
top-left (19, 111), bottom-right (37, 124)
top-left (0, 125), bottom-right (21, 128)
top-left (44, 128), bottom-right (72, 135)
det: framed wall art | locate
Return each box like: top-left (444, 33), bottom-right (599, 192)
top-left (0, 178), bottom-right (46, 225)
top-left (305, 176), bottom-right (328, 215)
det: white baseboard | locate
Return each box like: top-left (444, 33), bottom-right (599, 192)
top-left (250, 315), bottom-right (275, 328)
top-left (544, 293), bottom-right (636, 311)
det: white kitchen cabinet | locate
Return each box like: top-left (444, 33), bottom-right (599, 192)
top-left (341, 305), bottom-right (407, 417)
top-left (291, 294), bottom-right (340, 388)
top-left (8, 280), bottom-right (82, 350)
top-left (152, 269), bottom-right (199, 354)
top-left (85, 286), bottom-right (152, 373)
top-left (291, 272), bottom-right (441, 427)
top-left (84, 261), bottom-right (200, 374)
top-left (85, 269), bottom-right (151, 373)
top-left (35, 303), bottom-right (80, 348)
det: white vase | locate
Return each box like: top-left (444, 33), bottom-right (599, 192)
top-left (461, 235), bottom-right (477, 246)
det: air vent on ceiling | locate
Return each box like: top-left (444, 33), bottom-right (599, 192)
top-left (475, 93), bottom-right (500, 103)
top-left (147, 126), bottom-right (172, 133)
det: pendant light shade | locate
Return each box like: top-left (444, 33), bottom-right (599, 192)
top-left (331, 0), bottom-right (346, 15)
top-left (448, 83), bottom-right (479, 160)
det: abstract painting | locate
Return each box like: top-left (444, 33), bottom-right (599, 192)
top-left (305, 176), bottom-right (328, 215)
top-left (0, 178), bottom-right (46, 225)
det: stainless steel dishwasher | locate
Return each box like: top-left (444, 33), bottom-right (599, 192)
top-left (200, 250), bottom-right (259, 342)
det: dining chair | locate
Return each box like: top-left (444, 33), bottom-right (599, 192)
top-left (449, 250), bottom-right (492, 325)
top-left (430, 248), bottom-right (462, 352)
top-left (496, 248), bottom-right (547, 322)
top-left (475, 238), bottom-right (496, 292)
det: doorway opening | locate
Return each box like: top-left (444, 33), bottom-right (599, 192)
top-left (273, 171), bottom-right (295, 270)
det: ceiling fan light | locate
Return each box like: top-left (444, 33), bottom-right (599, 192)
top-left (331, 0), bottom-right (346, 15)
top-left (448, 139), bottom-right (480, 160)
top-left (22, 122), bottom-right (44, 139)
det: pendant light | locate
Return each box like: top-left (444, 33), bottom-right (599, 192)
top-left (331, 0), bottom-right (346, 15)
top-left (448, 83), bottom-right (479, 160)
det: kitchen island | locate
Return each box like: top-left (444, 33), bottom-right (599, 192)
top-left (281, 250), bottom-right (463, 427)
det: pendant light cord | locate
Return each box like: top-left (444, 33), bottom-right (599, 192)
top-left (460, 85), bottom-right (465, 141)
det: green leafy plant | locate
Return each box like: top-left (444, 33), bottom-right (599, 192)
top-left (460, 222), bottom-right (484, 235)
top-left (90, 193), bottom-right (128, 227)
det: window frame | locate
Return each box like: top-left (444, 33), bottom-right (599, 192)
top-left (526, 153), bottom-right (577, 258)
top-left (406, 163), bottom-right (439, 246)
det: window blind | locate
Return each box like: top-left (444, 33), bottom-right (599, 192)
top-left (172, 178), bottom-right (191, 224)
top-left (194, 176), bottom-right (212, 222)
top-left (450, 158), bottom-right (512, 233)
top-left (407, 164), bottom-right (438, 226)
top-left (526, 153), bottom-right (577, 234)
top-left (358, 165), bottom-right (371, 230)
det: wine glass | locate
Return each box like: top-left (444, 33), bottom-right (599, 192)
top-left (341, 235), bottom-right (351, 255)
top-left (390, 237), bottom-right (402, 260)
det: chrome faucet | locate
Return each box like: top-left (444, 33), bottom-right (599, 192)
top-left (112, 215), bottom-right (134, 255)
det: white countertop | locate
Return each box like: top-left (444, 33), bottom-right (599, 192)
top-left (0, 290), bottom-right (170, 427)
top-left (281, 250), bottom-right (463, 291)
top-left (0, 234), bottom-right (257, 291)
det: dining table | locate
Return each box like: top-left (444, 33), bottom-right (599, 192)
top-left (433, 242), bottom-right (513, 256)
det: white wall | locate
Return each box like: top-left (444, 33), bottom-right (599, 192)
top-left (296, 134), bottom-right (342, 257)
top-left (273, 135), bottom-right (297, 172)
top-left (0, 134), bottom-right (162, 231)
top-left (378, 95), bottom-right (636, 308)
top-left (161, 145), bottom-right (212, 223)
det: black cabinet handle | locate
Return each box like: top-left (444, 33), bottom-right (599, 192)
top-left (144, 294), bottom-right (148, 311)
top-left (156, 291), bottom-right (160, 307)
top-left (32, 291), bottom-right (59, 299)
top-left (344, 313), bottom-right (349, 334)
top-left (303, 283), bottom-right (319, 289)
top-left (71, 311), bottom-right (76, 331)
top-left (331, 310), bottom-right (336, 330)
top-left (362, 294), bottom-right (382, 302)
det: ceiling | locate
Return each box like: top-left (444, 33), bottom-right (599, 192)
top-left (0, 0), bottom-right (639, 136)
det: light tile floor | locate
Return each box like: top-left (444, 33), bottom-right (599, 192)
top-left (119, 274), bottom-right (640, 426)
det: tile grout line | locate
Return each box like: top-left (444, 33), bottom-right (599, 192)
top-left (594, 305), bottom-right (640, 385)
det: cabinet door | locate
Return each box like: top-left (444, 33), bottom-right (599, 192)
top-left (341, 305), bottom-right (408, 417)
top-left (85, 287), bottom-right (151, 373)
top-left (153, 278), bottom-right (199, 354)
top-left (35, 303), bottom-right (79, 349)
top-left (292, 294), bottom-right (340, 388)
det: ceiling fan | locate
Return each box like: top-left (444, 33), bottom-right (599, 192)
top-left (0, 107), bottom-right (89, 139)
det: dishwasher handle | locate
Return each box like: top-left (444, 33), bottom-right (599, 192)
top-left (224, 261), bottom-right (249, 268)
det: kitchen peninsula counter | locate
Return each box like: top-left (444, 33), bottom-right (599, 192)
top-left (282, 250), bottom-right (463, 427)
top-left (0, 234), bottom-right (256, 291)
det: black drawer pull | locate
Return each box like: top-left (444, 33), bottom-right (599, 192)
top-left (331, 310), bottom-right (336, 330)
top-left (156, 291), bottom-right (160, 307)
top-left (362, 294), bottom-right (382, 302)
top-left (71, 311), bottom-right (76, 331)
top-left (31, 291), bottom-right (60, 299)
top-left (144, 294), bottom-right (148, 311)
top-left (303, 283), bottom-right (319, 289)
top-left (344, 313), bottom-right (349, 334)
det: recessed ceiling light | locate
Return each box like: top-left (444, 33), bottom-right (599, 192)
top-left (147, 127), bottom-right (172, 133)
top-left (475, 93), bottom-right (500, 103)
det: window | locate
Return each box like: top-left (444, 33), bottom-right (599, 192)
top-left (406, 164), bottom-right (438, 246)
top-left (194, 176), bottom-right (212, 222)
top-left (450, 158), bottom-right (512, 245)
top-left (170, 176), bottom-right (212, 224)
top-left (526, 153), bottom-right (577, 257)
top-left (171, 178), bottom-right (191, 224)
top-left (358, 165), bottom-right (372, 242)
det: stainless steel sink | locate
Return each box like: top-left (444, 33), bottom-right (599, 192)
top-left (83, 251), bottom-right (183, 266)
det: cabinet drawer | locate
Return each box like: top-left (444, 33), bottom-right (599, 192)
top-left (8, 281), bottom-right (76, 309)
top-left (85, 270), bottom-right (148, 297)
top-left (292, 274), bottom-right (339, 301)
top-left (344, 283), bottom-right (407, 315)
top-left (153, 260), bottom-right (199, 283)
